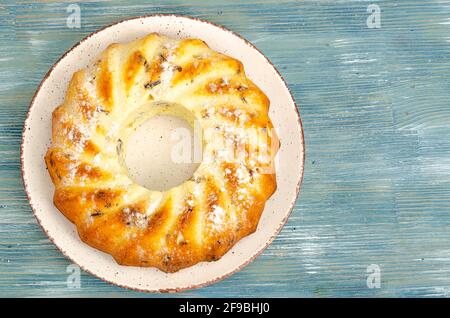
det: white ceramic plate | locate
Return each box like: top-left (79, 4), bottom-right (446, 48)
top-left (21, 15), bottom-right (305, 292)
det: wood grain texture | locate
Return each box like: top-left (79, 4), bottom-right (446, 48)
top-left (1, 0), bottom-right (450, 297)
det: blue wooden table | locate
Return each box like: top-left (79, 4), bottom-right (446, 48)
top-left (1, 0), bottom-right (450, 297)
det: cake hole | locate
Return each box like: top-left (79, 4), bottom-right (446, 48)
top-left (124, 115), bottom-right (200, 191)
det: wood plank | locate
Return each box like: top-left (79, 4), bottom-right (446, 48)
top-left (1, 0), bottom-right (450, 297)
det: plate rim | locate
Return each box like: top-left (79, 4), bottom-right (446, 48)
top-left (20, 13), bottom-right (306, 293)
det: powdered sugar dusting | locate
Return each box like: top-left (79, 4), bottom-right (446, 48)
top-left (149, 39), bottom-right (180, 97)
top-left (123, 207), bottom-right (148, 229)
top-left (208, 205), bottom-right (226, 231)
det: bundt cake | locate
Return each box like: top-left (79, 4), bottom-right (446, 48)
top-left (45, 33), bottom-right (279, 272)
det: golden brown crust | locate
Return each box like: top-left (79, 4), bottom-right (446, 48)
top-left (45, 33), bottom-right (278, 272)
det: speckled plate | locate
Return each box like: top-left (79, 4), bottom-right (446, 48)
top-left (21, 15), bottom-right (305, 292)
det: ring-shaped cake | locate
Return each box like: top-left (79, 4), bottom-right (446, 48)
top-left (45, 33), bottom-right (279, 272)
